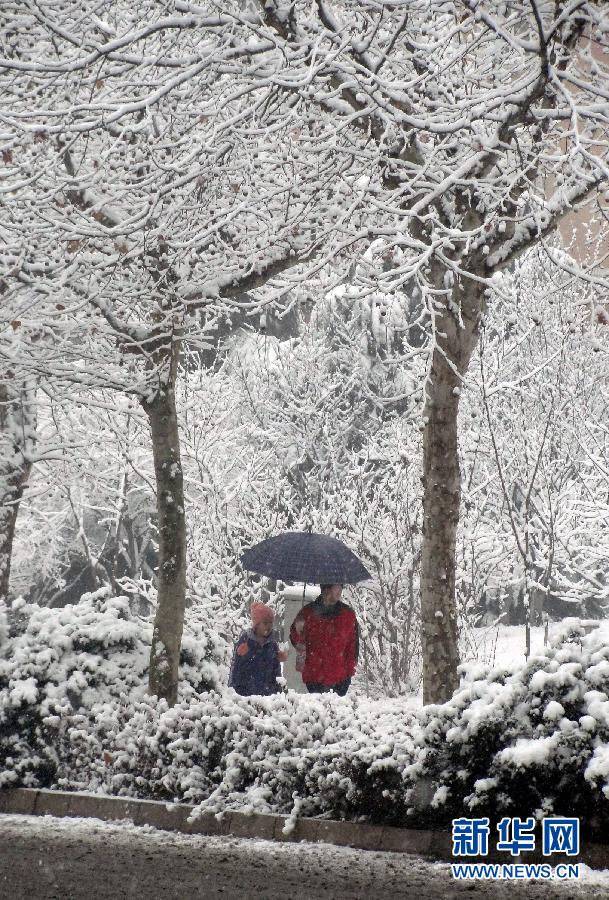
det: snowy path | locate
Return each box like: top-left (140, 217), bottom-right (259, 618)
top-left (1, 814), bottom-right (608, 899)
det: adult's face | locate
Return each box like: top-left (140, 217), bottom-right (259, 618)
top-left (322, 584), bottom-right (343, 605)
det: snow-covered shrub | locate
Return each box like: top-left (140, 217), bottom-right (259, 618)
top-left (50, 690), bottom-right (418, 824)
top-left (0, 587), bottom-right (224, 788)
top-left (404, 620), bottom-right (609, 836)
top-left (6, 608), bottom-right (609, 835)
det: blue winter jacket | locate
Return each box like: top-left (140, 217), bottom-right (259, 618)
top-left (228, 629), bottom-right (282, 696)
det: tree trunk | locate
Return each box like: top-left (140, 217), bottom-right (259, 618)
top-left (0, 377), bottom-right (37, 605)
top-left (141, 379), bottom-right (187, 705)
top-left (420, 278), bottom-right (483, 704)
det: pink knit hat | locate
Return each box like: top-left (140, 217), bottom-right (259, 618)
top-left (250, 602), bottom-right (274, 627)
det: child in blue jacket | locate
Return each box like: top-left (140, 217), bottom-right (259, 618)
top-left (229, 603), bottom-right (287, 696)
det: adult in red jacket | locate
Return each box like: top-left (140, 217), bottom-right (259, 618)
top-left (289, 584), bottom-right (359, 696)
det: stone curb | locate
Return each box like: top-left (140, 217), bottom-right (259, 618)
top-left (1, 789), bottom-right (608, 869)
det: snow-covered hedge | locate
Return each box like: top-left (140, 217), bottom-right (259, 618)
top-left (49, 692), bottom-right (417, 826)
top-left (0, 588), bottom-right (224, 788)
top-left (406, 621), bottom-right (609, 835)
top-left (1, 587), bottom-right (417, 819)
top-left (3, 608), bottom-right (609, 834)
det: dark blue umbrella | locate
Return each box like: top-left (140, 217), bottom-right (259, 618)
top-left (240, 532), bottom-right (371, 584)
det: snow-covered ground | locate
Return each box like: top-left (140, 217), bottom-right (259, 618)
top-left (1, 813), bottom-right (608, 899)
top-left (463, 620), bottom-right (609, 671)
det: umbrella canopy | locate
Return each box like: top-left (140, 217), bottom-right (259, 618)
top-left (240, 532), bottom-right (371, 585)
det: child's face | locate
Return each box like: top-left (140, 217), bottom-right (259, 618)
top-left (254, 615), bottom-right (274, 638)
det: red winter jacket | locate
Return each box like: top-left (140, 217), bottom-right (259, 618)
top-left (289, 598), bottom-right (359, 686)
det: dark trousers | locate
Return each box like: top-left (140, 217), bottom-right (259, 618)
top-left (305, 678), bottom-right (351, 697)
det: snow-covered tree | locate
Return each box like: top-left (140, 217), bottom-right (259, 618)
top-left (0, 368), bottom-right (36, 606)
top-left (11, 390), bottom-right (157, 608)
top-left (459, 251), bottom-right (609, 626)
top-left (240, 0), bottom-right (609, 703)
top-left (1, 2), bottom-right (355, 702)
top-left (3, 1), bottom-right (609, 704)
